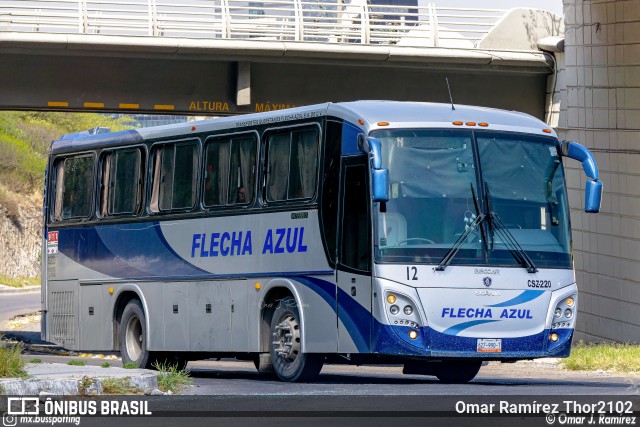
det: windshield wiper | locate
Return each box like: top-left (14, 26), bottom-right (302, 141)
top-left (435, 184), bottom-right (486, 271)
top-left (484, 183), bottom-right (538, 273)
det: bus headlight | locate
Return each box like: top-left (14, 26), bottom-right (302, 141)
top-left (564, 309), bottom-right (573, 319)
top-left (403, 305), bottom-right (413, 315)
top-left (566, 297), bottom-right (574, 307)
top-left (554, 308), bottom-right (562, 318)
top-left (387, 294), bottom-right (397, 304)
top-left (390, 305), bottom-right (400, 315)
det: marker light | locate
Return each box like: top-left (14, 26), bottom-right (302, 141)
top-left (452, 121), bottom-right (463, 126)
top-left (408, 330), bottom-right (419, 340)
top-left (478, 122), bottom-right (489, 127)
top-left (465, 122), bottom-right (476, 127)
top-left (554, 308), bottom-right (562, 318)
top-left (377, 121), bottom-right (390, 126)
top-left (358, 119), bottom-right (365, 125)
top-left (255, 283), bottom-right (261, 290)
top-left (564, 309), bottom-right (573, 319)
top-left (108, 287), bottom-right (114, 295)
top-left (390, 305), bottom-right (400, 315)
top-left (549, 333), bottom-right (559, 342)
top-left (387, 294), bottom-right (397, 304)
top-left (543, 129), bottom-right (552, 133)
top-left (403, 305), bottom-right (413, 315)
top-left (566, 297), bottom-right (574, 307)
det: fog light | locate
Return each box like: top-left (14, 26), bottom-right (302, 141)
top-left (554, 308), bottom-right (562, 318)
top-left (566, 297), bottom-right (574, 307)
top-left (408, 330), bottom-right (418, 340)
top-left (403, 305), bottom-right (413, 315)
top-left (390, 305), bottom-right (399, 315)
top-left (564, 309), bottom-right (573, 319)
top-left (549, 333), bottom-right (559, 342)
top-left (387, 294), bottom-right (397, 304)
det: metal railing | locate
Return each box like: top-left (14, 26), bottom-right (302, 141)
top-left (0, 0), bottom-right (506, 47)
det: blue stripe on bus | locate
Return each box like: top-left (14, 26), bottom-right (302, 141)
top-left (485, 290), bottom-right (545, 307)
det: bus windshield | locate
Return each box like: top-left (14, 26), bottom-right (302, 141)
top-left (372, 129), bottom-right (572, 269)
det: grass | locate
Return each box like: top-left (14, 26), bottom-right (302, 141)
top-left (153, 361), bottom-right (192, 394)
top-left (122, 361), bottom-right (138, 369)
top-left (0, 343), bottom-right (27, 378)
top-left (561, 342), bottom-right (640, 374)
top-left (67, 360), bottom-right (86, 366)
top-left (100, 377), bottom-right (142, 395)
top-left (28, 358), bottom-right (41, 364)
top-left (101, 362), bottom-right (111, 368)
top-left (0, 273), bottom-right (40, 288)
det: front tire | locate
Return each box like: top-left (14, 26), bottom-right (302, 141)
top-left (269, 296), bottom-right (323, 382)
top-left (434, 361), bottom-right (482, 383)
top-left (119, 299), bottom-right (157, 369)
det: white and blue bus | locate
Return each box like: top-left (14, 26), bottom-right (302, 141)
top-left (42, 101), bottom-right (602, 382)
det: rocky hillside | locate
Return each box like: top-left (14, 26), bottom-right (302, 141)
top-left (0, 112), bottom-right (133, 279)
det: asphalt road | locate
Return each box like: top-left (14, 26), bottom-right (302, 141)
top-left (0, 290), bottom-right (40, 322)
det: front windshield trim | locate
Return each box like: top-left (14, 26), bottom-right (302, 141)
top-left (371, 128), bottom-right (572, 269)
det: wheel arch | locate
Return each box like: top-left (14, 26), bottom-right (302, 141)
top-left (112, 284), bottom-right (150, 351)
top-left (259, 279), bottom-right (306, 353)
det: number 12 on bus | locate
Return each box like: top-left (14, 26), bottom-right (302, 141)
top-left (41, 101), bottom-right (602, 383)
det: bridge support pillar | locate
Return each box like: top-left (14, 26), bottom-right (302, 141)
top-left (236, 61), bottom-right (251, 106)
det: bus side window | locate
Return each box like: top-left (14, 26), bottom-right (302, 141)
top-left (100, 149), bottom-right (143, 216)
top-left (266, 127), bottom-right (319, 202)
top-left (203, 134), bottom-right (257, 207)
top-left (53, 154), bottom-right (95, 221)
top-left (150, 141), bottom-right (198, 212)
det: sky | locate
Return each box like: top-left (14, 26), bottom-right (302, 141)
top-left (429, 0), bottom-right (563, 16)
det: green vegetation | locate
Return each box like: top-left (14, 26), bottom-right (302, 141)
top-left (122, 361), bottom-right (138, 369)
top-left (0, 343), bottom-right (28, 378)
top-left (101, 362), bottom-right (111, 368)
top-left (153, 361), bottom-right (192, 393)
top-left (561, 342), bottom-right (640, 374)
top-left (28, 358), bottom-right (42, 364)
top-left (0, 111), bottom-right (133, 199)
top-left (67, 360), bottom-right (86, 366)
top-left (100, 377), bottom-right (142, 395)
top-left (0, 273), bottom-right (40, 288)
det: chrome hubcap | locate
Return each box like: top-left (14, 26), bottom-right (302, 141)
top-left (272, 314), bottom-right (301, 362)
top-left (125, 316), bottom-right (143, 361)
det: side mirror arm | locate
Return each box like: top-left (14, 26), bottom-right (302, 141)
top-left (561, 141), bottom-right (602, 213)
top-left (359, 135), bottom-right (389, 202)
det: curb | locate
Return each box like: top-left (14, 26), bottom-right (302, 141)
top-left (0, 364), bottom-right (159, 396)
top-left (0, 285), bottom-right (40, 294)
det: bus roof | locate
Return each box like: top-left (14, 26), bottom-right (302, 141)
top-left (50, 101), bottom-right (554, 153)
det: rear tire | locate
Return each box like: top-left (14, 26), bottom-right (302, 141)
top-left (119, 299), bottom-right (158, 369)
top-left (269, 296), bottom-right (323, 382)
top-left (434, 361), bottom-right (482, 383)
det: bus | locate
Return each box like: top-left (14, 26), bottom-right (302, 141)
top-left (41, 101), bottom-right (602, 383)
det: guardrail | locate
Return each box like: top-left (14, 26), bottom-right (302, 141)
top-left (0, 0), bottom-right (506, 47)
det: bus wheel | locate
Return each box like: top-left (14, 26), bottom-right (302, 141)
top-left (119, 300), bottom-right (155, 369)
top-left (269, 296), bottom-right (323, 382)
top-left (434, 361), bottom-right (482, 383)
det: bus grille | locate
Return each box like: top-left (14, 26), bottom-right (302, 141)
top-left (50, 290), bottom-right (76, 348)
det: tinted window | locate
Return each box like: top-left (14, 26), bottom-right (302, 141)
top-left (54, 155), bottom-right (95, 220)
top-left (102, 149), bottom-right (142, 216)
top-left (203, 134), bottom-right (257, 207)
top-left (266, 127), bottom-right (319, 202)
top-left (150, 141), bottom-right (198, 212)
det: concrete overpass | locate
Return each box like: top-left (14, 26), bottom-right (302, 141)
top-left (0, 1), bottom-right (563, 117)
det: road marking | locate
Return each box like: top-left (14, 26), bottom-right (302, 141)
top-left (48, 101), bottom-right (68, 107)
top-left (84, 102), bottom-right (105, 108)
top-left (154, 104), bottom-right (175, 111)
top-left (119, 103), bottom-right (140, 109)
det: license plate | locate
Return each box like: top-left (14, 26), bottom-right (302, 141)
top-left (477, 338), bottom-right (502, 353)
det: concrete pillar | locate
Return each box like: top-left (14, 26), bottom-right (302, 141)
top-left (559, 0), bottom-right (640, 342)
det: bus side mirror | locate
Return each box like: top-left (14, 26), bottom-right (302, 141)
top-left (359, 136), bottom-right (389, 202)
top-left (561, 140), bottom-right (602, 213)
